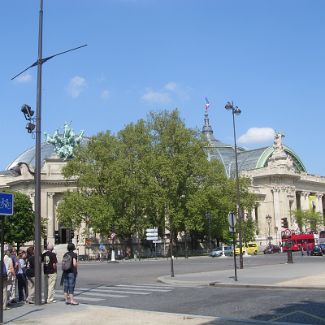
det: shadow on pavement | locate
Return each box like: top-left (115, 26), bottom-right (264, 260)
top-left (251, 300), bottom-right (325, 324)
top-left (6, 307), bottom-right (44, 324)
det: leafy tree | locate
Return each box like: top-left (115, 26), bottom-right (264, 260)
top-left (57, 131), bottom-right (119, 239)
top-left (2, 191), bottom-right (35, 250)
top-left (292, 209), bottom-right (305, 232)
top-left (242, 217), bottom-right (257, 244)
top-left (57, 109), bottom-right (256, 254)
top-left (292, 208), bottom-right (323, 232)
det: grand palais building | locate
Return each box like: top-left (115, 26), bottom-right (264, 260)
top-left (1, 112), bottom-right (324, 254)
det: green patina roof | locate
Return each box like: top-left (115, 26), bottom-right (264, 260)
top-left (202, 111), bottom-right (307, 177)
top-left (255, 145), bottom-right (306, 172)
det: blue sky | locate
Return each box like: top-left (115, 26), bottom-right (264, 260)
top-left (1, 0), bottom-right (324, 175)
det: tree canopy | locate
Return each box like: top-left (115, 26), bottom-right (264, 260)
top-left (57, 109), bottom-right (256, 246)
top-left (2, 191), bottom-right (35, 250)
top-left (292, 208), bottom-right (323, 232)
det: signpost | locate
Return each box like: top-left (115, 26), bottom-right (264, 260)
top-left (146, 228), bottom-right (158, 241)
top-left (0, 192), bottom-right (14, 324)
top-left (109, 232), bottom-right (117, 263)
top-left (146, 228), bottom-right (158, 258)
top-left (228, 212), bottom-right (238, 281)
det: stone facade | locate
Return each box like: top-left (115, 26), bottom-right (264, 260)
top-left (0, 114), bottom-right (324, 253)
top-left (202, 109), bottom-right (325, 247)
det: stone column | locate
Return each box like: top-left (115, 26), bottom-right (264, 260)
top-left (47, 192), bottom-right (55, 245)
top-left (301, 191), bottom-right (310, 211)
top-left (272, 187), bottom-right (281, 231)
top-left (316, 193), bottom-right (324, 214)
top-left (29, 192), bottom-right (35, 210)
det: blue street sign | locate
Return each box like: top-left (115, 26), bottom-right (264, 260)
top-left (0, 192), bottom-right (14, 216)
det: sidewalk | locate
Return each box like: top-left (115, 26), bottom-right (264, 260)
top-left (3, 302), bottom-right (306, 325)
top-left (3, 260), bottom-right (324, 324)
top-left (158, 259), bottom-right (325, 289)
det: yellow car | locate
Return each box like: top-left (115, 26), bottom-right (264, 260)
top-left (235, 242), bottom-right (259, 255)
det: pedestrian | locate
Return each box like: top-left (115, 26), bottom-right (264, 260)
top-left (4, 246), bottom-right (16, 306)
top-left (2, 245), bottom-right (11, 310)
top-left (25, 246), bottom-right (35, 304)
top-left (17, 250), bottom-right (27, 302)
top-left (42, 243), bottom-right (58, 304)
top-left (306, 243), bottom-right (311, 256)
top-left (9, 248), bottom-right (18, 304)
top-left (61, 243), bottom-right (78, 305)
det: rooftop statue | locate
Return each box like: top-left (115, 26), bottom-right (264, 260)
top-left (45, 122), bottom-right (84, 160)
top-left (274, 131), bottom-right (285, 150)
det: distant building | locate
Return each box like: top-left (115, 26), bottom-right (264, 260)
top-left (1, 114), bottom-right (324, 253)
top-left (202, 109), bottom-right (325, 246)
top-left (0, 124), bottom-right (83, 257)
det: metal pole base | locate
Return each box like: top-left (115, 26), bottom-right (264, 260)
top-left (287, 250), bottom-right (293, 264)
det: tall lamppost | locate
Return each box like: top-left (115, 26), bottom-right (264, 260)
top-left (12, 0), bottom-right (86, 305)
top-left (205, 212), bottom-right (212, 252)
top-left (225, 101), bottom-right (243, 269)
top-left (266, 214), bottom-right (272, 246)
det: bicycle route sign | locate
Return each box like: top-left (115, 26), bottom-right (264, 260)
top-left (0, 192), bottom-right (14, 216)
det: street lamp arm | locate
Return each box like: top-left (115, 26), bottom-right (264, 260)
top-left (11, 44), bottom-right (88, 80)
top-left (11, 62), bottom-right (38, 81)
top-left (42, 44), bottom-right (88, 63)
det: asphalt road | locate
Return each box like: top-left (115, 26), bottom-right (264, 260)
top-left (53, 254), bottom-right (325, 324)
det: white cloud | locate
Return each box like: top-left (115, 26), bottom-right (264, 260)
top-left (16, 72), bottom-right (32, 83)
top-left (142, 89), bottom-right (171, 104)
top-left (164, 82), bottom-right (178, 91)
top-left (67, 76), bottom-right (87, 98)
top-left (100, 89), bottom-right (110, 100)
top-left (142, 81), bottom-right (190, 104)
top-left (238, 127), bottom-right (275, 145)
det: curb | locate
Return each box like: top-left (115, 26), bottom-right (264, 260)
top-left (208, 282), bottom-right (325, 290)
top-left (158, 276), bottom-right (325, 291)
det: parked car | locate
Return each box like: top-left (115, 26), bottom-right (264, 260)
top-left (235, 242), bottom-right (259, 255)
top-left (319, 243), bottom-right (325, 254)
top-left (263, 244), bottom-right (281, 254)
top-left (210, 246), bottom-right (233, 257)
top-left (311, 245), bottom-right (323, 256)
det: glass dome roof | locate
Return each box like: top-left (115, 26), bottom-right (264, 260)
top-left (202, 111), bottom-right (306, 177)
top-left (6, 142), bottom-right (57, 171)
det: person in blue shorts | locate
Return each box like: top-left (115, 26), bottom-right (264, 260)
top-left (62, 243), bottom-right (78, 305)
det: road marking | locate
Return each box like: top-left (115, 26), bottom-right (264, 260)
top-left (56, 289), bottom-right (128, 298)
top-left (114, 285), bottom-right (171, 292)
top-left (77, 287), bottom-right (151, 295)
top-left (140, 283), bottom-right (175, 288)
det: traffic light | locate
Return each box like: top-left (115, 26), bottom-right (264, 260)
top-left (54, 230), bottom-right (59, 244)
top-left (70, 229), bottom-right (74, 239)
top-left (281, 217), bottom-right (288, 228)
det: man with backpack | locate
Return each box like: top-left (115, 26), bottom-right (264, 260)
top-left (61, 243), bottom-right (78, 305)
top-left (42, 243), bottom-right (57, 304)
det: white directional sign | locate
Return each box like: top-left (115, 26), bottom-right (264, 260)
top-left (146, 227), bottom-right (158, 241)
top-left (227, 212), bottom-right (236, 227)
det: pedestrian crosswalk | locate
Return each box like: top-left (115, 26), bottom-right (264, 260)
top-left (54, 283), bottom-right (175, 302)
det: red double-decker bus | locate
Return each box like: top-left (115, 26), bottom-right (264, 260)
top-left (281, 229), bottom-right (316, 251)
